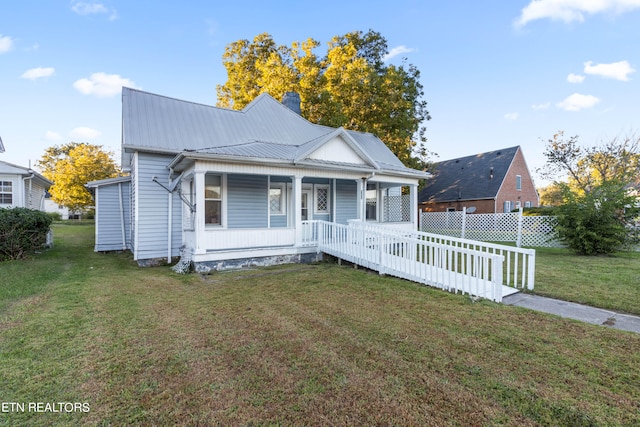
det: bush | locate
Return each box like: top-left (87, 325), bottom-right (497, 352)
top-left (46, 211), bottom-right (62, 221)
top-left (521, 206), bottom-right (559, 216)
top-left (0, 208), bottom-right (53, 261)
top-left (554, 183), bottom-right (639, 255)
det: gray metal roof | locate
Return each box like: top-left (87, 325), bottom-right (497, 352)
top-left (0, 160), bottom-right (53, 187)
top-left (0, 136), bottom-right (4, 153)
top-left (122, 88), bottom-right (426, 179)
top-left (419, 146), bottom-right (520, 203)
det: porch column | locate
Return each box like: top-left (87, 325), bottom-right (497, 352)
top-left (410, 184), bottom-right (418, 229)
top-left (356, 178), bottom-right (364, 221)
top-left (193, 170), bottom-right (206, 255)
top-left (293, 175), bottom-right (302, 245)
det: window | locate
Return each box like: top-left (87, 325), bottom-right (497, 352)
top-left (516, 175), bottom-right (522, 191)
top-left (504, 200), bottom-right (512, 213)
top-left (0, 181), bottom-right (12, 204)
top-left (269, 184), bottom-right (285, 215)
top-left (366, 183), bottom-right (377, 221)
top-left (204, 174), bottom-right (222, 225)
top-left (314, 185), bottom-right (329, 214)
top-left (515, 201), bottom-right (521, 209)
top-left (524, 201), bottom-right (532, 208)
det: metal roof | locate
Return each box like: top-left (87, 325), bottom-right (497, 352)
top-left (0, 160), bottom-right (53, 187)
top-left (122, 88), bottom-right (427, 179)
top-left (419, 146), bottom-right (520, 203)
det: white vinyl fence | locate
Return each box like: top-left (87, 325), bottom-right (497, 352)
top-left (419, 208), bottom-right (561, 248)
top-left (305, 220), bottom-right (535, 303)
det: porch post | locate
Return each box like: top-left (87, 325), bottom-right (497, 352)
top-left (356, 178), bottom-right (364, 221)
top-left (194, 170), bottom-right (206, 255)
top-left (410, 184), bottom-right (418, 229)
top-left (293, 175), bottom-right (302, 245)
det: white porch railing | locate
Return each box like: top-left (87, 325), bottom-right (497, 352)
top-left (304, 220), bottom-right (535, 303)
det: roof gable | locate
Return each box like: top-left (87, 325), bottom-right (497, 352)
top-left (295, 128), bottom-right (379, 168)
top-left (0, 136), bottom-right (4, 153)
top-left (419, 146), bottom-right (519, 203)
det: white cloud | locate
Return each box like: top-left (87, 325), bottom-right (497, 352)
top-left (45, 131), bottom-right (62, 141)
top-left (71, 2), bottom-right (117, 20)
top-left (21, 67), bottom-right (55, 80)
top-left (567, 73), bottom-right (585, 83)
top-left (584, 60), bottom-right (635, 81)
top-left (556, 93), bottom-right (600, 111)
top-left (383, 45), bottom-right (414, 62)
top-left (515, 0), bottom-right (640, 27)
top-left (69, 127), bottom-right (101, 140)
top-left (73, 72), bottom-right (138, 97)
top-left (531, 102), bottom-right (551, 110)
top-left (504, 112), bottom-right (520, 120)
top-left (0, 34), bottom-right (14, 53)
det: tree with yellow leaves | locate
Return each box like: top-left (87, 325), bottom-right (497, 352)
top-left (37, 142), bottom-right (121, 211)
top-left (216, 30), bottom-right (432, 170)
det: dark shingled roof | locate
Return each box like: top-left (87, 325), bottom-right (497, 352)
top-left (419, 146), bottom-right (520, 203)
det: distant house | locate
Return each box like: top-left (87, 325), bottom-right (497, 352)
top-left (0, 160), bottom-right (52, 211)
top-left (87, 88), bottom-right (428, 269)
top-left (418, 146), bottom-right (538, 214)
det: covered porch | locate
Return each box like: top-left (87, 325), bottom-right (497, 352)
top-left (171, 158), bottom-right (421, 268)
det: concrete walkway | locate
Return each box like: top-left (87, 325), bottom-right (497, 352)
top-left (502, 293), bottom-right (640, 334)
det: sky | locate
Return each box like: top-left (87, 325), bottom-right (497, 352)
top-left (1, 0), bottom-right (639, 187)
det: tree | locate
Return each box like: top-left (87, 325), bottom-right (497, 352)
top-left (540, 131), bottom-right (640, 254)
top-left (537, 182), bottom-right (564, 206)
top-left (216, 30), bottom-right (432, 170)
top-left (540, 131), bottom-right (640, 194)
top-left (37, 142), bottom-right (121, 211)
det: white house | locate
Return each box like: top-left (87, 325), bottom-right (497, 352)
top-left (87, 88), bottom-right (429, 270)
top-left (0, 160), bottom-right (52, 211)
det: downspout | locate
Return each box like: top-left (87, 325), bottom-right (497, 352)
top-left (118, 183), bottom-right (126, 250)
top-left (168, 189), bottom-right (173, 263)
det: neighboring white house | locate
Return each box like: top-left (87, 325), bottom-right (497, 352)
top-left (0, 160), bottom-right (52, 211)
top-left (43, 192), bottom-right (71, 220)
top-left (87, 88), bottom-right (429, 269)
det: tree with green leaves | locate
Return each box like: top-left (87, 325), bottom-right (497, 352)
top-left (37, 142), bottom-right (121, 211)
top-left (216, 30), bottom-right (431, 170)
top-left (540, 131), bottom-right (640, 254)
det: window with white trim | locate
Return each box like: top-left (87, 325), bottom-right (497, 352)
top-left (314, 185), bottom-right (329, 214)
top-left (515, 201), bottom-right (521, 209)
top-left (504, 200), bottom-right (512, 213)
top-left (524, 201), bottom-right (532, 208)
top-left (0, 181), bottom-right (13, 204)
top-left (204, 174), bottom-right (222, 225)
top-left (269, 183), bottom-right (286, 215)
top-left (516, 175), bottom-right (522, 190)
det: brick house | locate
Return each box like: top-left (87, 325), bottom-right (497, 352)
top-left (418, 146), bottom-right (539, 213)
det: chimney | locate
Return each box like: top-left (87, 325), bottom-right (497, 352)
top-left (282, 92), bottom-right (301, 115)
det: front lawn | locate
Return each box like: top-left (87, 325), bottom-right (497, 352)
top-left (533, 247), bottom-right (640, 315)
top-left (1, 223), bottom-right (639, 425)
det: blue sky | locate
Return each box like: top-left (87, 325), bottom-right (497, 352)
top-left (1, 0), bottom-right (639, 186)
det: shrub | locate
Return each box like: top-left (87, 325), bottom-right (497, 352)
top-left (554, 183), bottom-right (639, 255)
top-left (0, 208), bottom-right (53, 261)
top-left (46, 211), bottom-right (62, 221)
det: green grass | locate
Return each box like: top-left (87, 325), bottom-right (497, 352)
top-left (1, 224), bottom-right (639, 425)
top-left (533, 247), bottom-right (640, 315)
